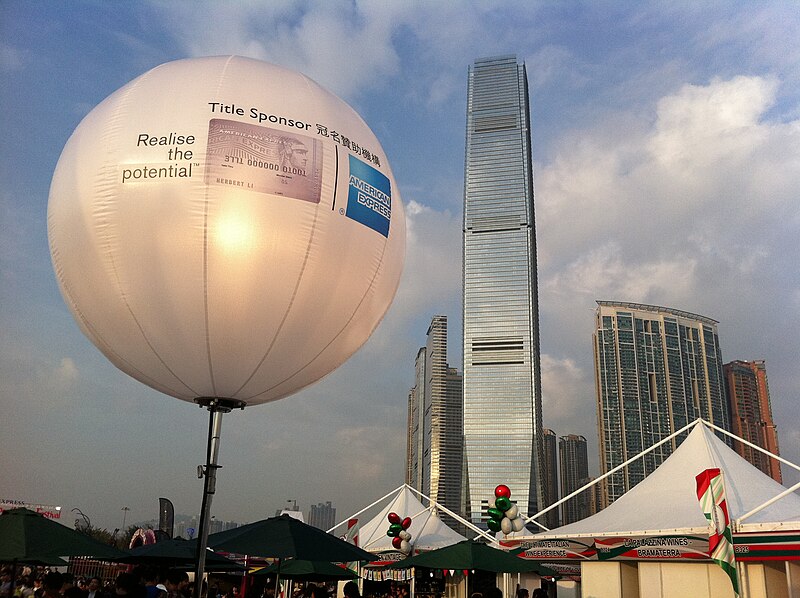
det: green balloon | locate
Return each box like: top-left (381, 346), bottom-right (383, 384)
top-left (387, 529), bottom-right (398, 537)
top-left (495, 496), bottom-right (512, 512)
top-left (389, 523), bottom-right (403, 534)
top-left (487, 507), bottom-right (504, 521)
top-left (487, 519), bottom-right (502, 532)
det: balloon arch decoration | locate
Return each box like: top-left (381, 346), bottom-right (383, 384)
top-left (49, 56), bottom-right (405, 590)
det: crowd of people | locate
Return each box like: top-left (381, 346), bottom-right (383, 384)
top-left (0, 567), bottom-right (192, 598)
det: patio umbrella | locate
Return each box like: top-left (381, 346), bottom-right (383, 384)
top-left (205, 514), bottom-right (375, 562)
top-left (252, 560), bottom-right (357, 581)
top-left (119, 538), bottom-right (245, 570)
top-left (387, 540), bottom-right (557, 575)
top-left (0, 508), bottom-right (126, 561)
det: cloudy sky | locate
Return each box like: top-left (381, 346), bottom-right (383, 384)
top-left (2, 1), bottom-right (799, 533)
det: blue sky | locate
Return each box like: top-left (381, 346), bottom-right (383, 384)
top-left (2, 1), bottom-right (799, 532)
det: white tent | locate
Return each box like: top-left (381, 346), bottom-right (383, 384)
top-left (356, 485), bottom-right (466, 555)
top-left (514, 421), bottom-right (800, 598)
top-left (535, 422), bottom-right (800, 540)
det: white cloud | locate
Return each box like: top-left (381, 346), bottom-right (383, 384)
top-left (57, 357), bottom-right (79, 383)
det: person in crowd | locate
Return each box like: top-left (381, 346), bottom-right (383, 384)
top-left (114, 574), bottom-right (144, 598)
top-left (62, 574), bottom-right (86, 598)
top-left (140, 569), bottom-right (161, 598)
top-left (515, 589), bottom-right (528, 598)
top-left (530, 590), bottom-right (547, 598)
top-left (163, 571), bottom-right (189, 598)
top-left (86, 578), bottom-right (105, 598)
top-left (342, 583), bottom-right (360, 598)
top-left (0, 570), bottom-right (12, 598)
top-left (41, 574), bottom-right (63, 598)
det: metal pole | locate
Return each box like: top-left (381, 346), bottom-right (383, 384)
top-left (194, 397), bottom-right (244, 598)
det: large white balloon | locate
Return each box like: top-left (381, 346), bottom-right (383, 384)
top-left (48, 56), bottom-right (405, 406)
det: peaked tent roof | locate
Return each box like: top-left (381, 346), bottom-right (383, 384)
top-left (357, 486), bottom-right (466, 554)
top-left (534, 422), bottom-right (800, 539)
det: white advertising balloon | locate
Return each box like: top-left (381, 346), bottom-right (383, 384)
top-left (48, 56), bottom-right (405, 406)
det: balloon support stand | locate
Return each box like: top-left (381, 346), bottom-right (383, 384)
top-left (194, 397), bottom-right (245, 598)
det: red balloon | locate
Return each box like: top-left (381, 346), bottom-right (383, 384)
top-left (494, 484), bottom-right (511, 499)
top-left (388, 512), bottom-right (401, 524)
top-left (392, 536), bottom-right (403, 549)
top-left (401, 517), bottom-right (412, 530)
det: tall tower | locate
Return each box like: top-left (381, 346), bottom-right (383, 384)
top-left (308, 501), bottom-right (336, 531)
top-left (462, 55), bottom-right (543, 524)
top-left (542, 429), bottom-right (560, 529)
top-left (723, 360), bottom-right (782, 482)
top-left (594, 301), bottom-right (729, 505)
top-left (406, 316), bottom-right (463, 520)
top-left (559, 434), bottom-right (589, 525)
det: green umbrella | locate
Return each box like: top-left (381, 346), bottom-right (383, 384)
top-left (119, 538), bottom-right (244, 570)
top-left (205, 514), bottom-right (374, 562)
top-left (252, 559), bottom-right (357, 581)
top-left (0, 508), bottom-right (126, 561)
top-left (387, 540), bottom-right (558, 575)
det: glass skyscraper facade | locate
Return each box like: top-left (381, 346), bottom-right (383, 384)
top-left (542, 428), bottom-right (560, 529)
top-left (594, 301), bottom-right (729, 505)
top-left (462, 55), bottom-right (544, 524)
top-left (406, 316), bottom-right (463, 522)
top-left (559, 434), bottom-right (589, 525)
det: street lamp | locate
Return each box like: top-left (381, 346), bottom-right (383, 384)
top-left (121, 506), bottom-right (131, 530)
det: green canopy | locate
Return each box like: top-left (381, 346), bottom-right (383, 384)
top-left (206, 514), bottom-right (374, 562)
top-left (252, 559), bottom-right (357, 581)
top-left (0, 508), bottom-right (126, 561)
top-left (119, 538), bottom-right (244, 570)
top-left (387, 540), bottom-right (558, 576)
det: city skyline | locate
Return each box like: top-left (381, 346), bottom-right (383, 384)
top-left (462, 55), bottom-right (544, 524)
top-left (2, 2), bottom-right (799, 532)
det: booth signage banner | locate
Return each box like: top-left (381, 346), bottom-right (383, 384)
top-left (594, 535), bottom-right (709, 560)
top-left (733, 532), bottom-right (800, 561)
top-left (503, 538), bottom-right (597, 561)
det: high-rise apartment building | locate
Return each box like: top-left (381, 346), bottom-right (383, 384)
top-left (308, 501), bottom-right (336, 531)
top-left (462, 55), bottom-right (544, 524)
top-left (559, 434), bottom-right (589, 525)
top-left (594, 301), bottom-right (729, 505)
top-left (542, 429), bottom-right (560, 529)
top-left (406, 316), bottom-right (463, 520)
top-left (723, 360), bottom-right (782, 482)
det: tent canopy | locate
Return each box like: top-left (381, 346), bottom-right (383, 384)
top-left (534, 422), bottom-right (800, 539)
top-left (356, 486), bottom-right (466, 555)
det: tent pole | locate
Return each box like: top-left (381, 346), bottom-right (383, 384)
top-left (702, 419), bottom-right (800, 474)
top-left (194, 397), bottom-right (244, 598)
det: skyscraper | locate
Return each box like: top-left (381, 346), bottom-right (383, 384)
top-left (594, 301), bottom-right (729, 505)
top-left (723, 360), bottom-right (782, 482)
top-left (308, 501), bottom-right (336, 531)
top-left (542, 428), bottom-right (560, 529)
top-left (559, 434), bottom-right (589, 525)
top-left (406, 316), bottom-right (463, 520)
top-left (462, 55), bottom-right (543, 524)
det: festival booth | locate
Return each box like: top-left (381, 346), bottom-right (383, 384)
top-left (504, 421), bottom-right (800, 598)
top-left (332, 485), bottom-right (467, 598)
